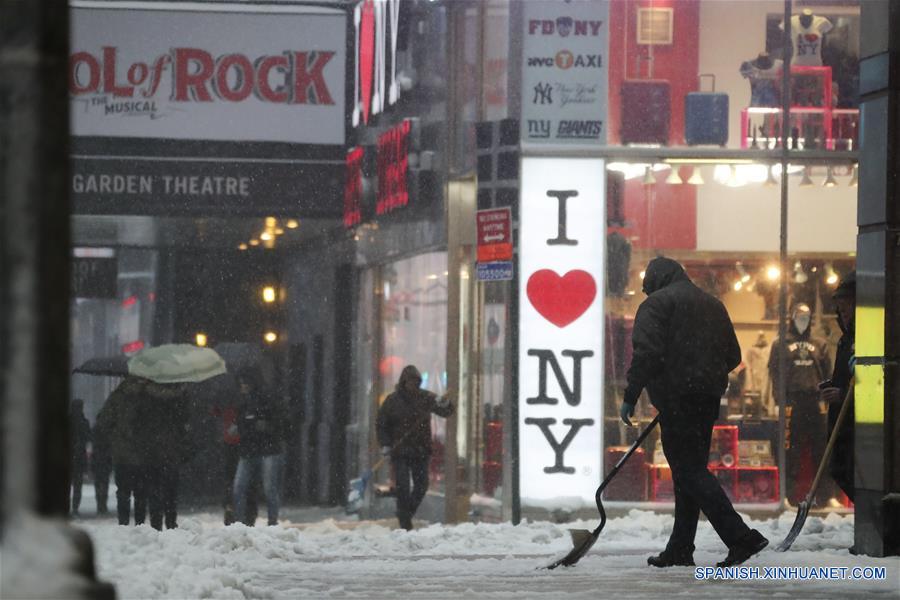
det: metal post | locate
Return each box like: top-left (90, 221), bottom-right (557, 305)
top-left (854, 0), bottom-right (900, 557)
top-left (776, 0), bottom-right (793, 507)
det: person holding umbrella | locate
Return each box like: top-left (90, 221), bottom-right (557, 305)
top-left (232, 367), bottom-right (286, 526)
top-left (95, 378), bottom-right (149, 526)
top-left (376, 365), bottom-right (453, 531)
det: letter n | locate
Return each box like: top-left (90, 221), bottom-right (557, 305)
top-left (526, 349), bottom-right (593, 406)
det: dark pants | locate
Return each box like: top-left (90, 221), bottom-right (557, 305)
top-left (785, 393), bottom-right (832, 503)
top-left (660, 399), bottom-right (751, 551)
top-left (71, 461), bottom-right (85, 514)
top-left (93, 462), bottom-right (112, 514)
top-left (146, 463), bottom-right (179, 530)
top-left (115, 463), bottom-right (147, 525)
top-left (394, 455), bottom-right (430, 526)
top-left (223, 444), bottom-right (258, 525)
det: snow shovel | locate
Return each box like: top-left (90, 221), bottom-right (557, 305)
top-left (546, 414), bottom-right (660, 569)
top-left (345, 422), bottom-right (423, 514)
top-left (776, 385), bottom-right (853, 552)
top-left (346, 454), bottom-right (390, 514)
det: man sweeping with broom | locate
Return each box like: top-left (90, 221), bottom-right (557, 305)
top-left (621, 257), bottom-right (768, 568)
top-left (376, 365), bottom-right (453, 530)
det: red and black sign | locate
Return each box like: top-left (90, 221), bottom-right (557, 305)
top-left (376, 119), bottom-right (411, 216)
top-left (344, 146), bottom-right (364, 228)
top-left (477, 207), bottom-right (513, 262)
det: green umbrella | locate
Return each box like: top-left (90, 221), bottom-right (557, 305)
top-left (127, 344), bottom-right (227, 384)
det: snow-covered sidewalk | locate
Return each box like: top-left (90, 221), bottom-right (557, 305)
top-left (76, 508), bottom-right (899, 599)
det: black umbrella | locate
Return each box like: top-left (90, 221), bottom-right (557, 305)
top-left (73, 355), bottom-right (129, 377)
top-left (214, 342), bottom-right (264, 373)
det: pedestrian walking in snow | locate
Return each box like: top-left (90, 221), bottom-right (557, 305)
top-left (232, 368), bottom-right (286, 526)
top-left (134, 382), bottom-right (192, 531)
top-left (376, 365), bottom-right (453, 531)
top-left (69, 399), bottom-right (92, 517)
top-left (213, 394), bottom-right (259, 526)
top-left (95, 378), bottom-right (149, 526)
top-left (621, 257), bottom-right (768, 568)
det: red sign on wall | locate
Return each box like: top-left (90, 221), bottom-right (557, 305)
top-left (344, 146), bottom-right (364, 228)
top-left (476, 207), bottom-right (513, 262)
top-left (376, 120), bottom-right (411, 216)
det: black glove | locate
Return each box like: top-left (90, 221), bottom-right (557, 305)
top-left (620, 402), bottom-right (636, 427)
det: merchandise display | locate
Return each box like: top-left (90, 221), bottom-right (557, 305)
top-left (621, 56), bottom-right (670, 145)
top-left (768, 303), bottom-right (833, 504)
top-left (684, 74), bottom-right (728, 146)
top-left (740, 53), bottom-right (783, 107)
top-left (781, 10), bottom-right (834, 67)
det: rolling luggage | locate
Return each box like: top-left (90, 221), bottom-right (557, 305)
top-left (620, 56), bottom-right (670, 145)
top-left (685, 74), bottom-right (729, 146)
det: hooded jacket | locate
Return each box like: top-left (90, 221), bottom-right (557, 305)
top-left (376, 366), bottom-right (453, 458)
top-left (94, 377), bottom-right (149, 466)
top-left (767, 318), bottom-right (831, 396)
top-left (624, 257), bottom-right (742, 413)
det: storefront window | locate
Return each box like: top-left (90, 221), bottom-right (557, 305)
top-left (377, 251), bottom-right (450, 488)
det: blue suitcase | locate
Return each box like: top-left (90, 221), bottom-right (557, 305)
top-left (685, 74), bottom-right (728, 146)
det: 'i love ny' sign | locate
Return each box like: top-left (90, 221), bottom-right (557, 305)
top-left (518, 157), bottom-right (605, 506)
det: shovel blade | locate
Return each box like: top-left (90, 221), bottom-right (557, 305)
top-left (545, 528), bottom-right (599, 570)
top-left (775, 500), bottom-right (811, 552)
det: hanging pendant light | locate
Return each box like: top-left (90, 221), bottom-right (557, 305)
top-left (765, 165), bottom-right (778, 186)
top-left (642, 165), bottom-right (656, 186)
top-left (799, 166), bottom-right (814, 187)
top-left (849, 164), bottom-right (858, 187)
top-left (687, 166), bottom-right (704, 185)
top-left (665, 166), bottom-right (682, 184)
top-left (823, 165), bottom-right (838, 187)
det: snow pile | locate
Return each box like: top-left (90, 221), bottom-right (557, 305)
top-left (77, 510), bottom-right (899, 599)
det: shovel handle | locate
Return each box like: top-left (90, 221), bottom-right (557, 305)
top-left (805, 385), bottom-right (854, 503)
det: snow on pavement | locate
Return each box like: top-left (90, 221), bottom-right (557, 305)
top-left (78, 510), bottom-right (899, 599)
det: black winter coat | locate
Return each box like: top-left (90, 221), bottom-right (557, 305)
top-left (376, 389), bottom-right (453, 458)
top-left (69, 412), bottom-right (91, 467)
top-left (767, 323), bottom-right (831, 397)
top-left (235, 392), bottom-right (286, 458)
top-left (624, 257), bottom-right (742, 414)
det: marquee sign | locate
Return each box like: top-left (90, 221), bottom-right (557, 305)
top-left (344, 146), bottom-right (365, 228)
top-left (69, 3), bottom-right (346, 144)
top-left (376, 120), bottom-right (411, 215)
top-left (518, 157), bottom-right (606, 506)
top-left (353, 0), bottom-right (403, 126)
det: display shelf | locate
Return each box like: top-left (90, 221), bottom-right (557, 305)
top-left (741, 107), bottom-right (835, 150)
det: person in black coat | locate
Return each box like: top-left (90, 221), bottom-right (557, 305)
top-left (232, 368), bottom-right (286, 526)
top-left (621, 257), bottom-right (768, 568)
top-left (69, 399), bottom-right (92, 517)
top-left (376, 365), bottom-right (453, 530)
top-left (819, 271), bottom-right (855, 503)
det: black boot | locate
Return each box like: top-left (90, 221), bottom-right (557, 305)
top-left (647, 546), bottom-right (695, 567)
top-left (398, 514), bottom-right (413, 531)
top-left (717, 529), bottom-right (769, 567)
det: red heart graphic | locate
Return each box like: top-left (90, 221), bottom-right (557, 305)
top-left (804, 33), bottom-right (819, 42)
top-left (526, 269), bottom-right (597, 328)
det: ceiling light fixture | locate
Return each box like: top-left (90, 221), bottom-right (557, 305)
top-left (665, 166), bottom-right (682, 184)
top-left (799, 166), bottom-right (814, 187)
top-left (687, 166), bottom-right (704, 185)
top-left (823, 166), bottom-right (838, 187)
top-left (848, 164), bottom-right (858, 187)
top-left (642, 166), bottom-right (656, 186)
